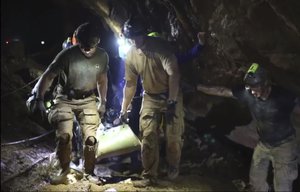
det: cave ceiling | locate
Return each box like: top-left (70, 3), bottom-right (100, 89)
top-left (81, 0), bottom-right (300, 96)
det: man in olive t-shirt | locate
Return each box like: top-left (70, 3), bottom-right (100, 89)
top-left (27, 23), bottom-right (108, 185)
top-left (120, 17), bottom-right (184, 187)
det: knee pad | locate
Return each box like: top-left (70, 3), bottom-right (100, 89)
top-left (85, 136), bottom-right (97, 146)
top-left (57, 133), bottom-right (70, 145)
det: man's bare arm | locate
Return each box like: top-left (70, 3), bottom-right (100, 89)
top-left (168, 70), bottom-right (180, 101)
top-left (196, 84), bottom-right (234, 98)
top-left (163, 55), bottom-right (180, 101)
top-left (33, 69), bottom-right (57, 100)
top-left (121, 80), bottom-right (137, 114)
top-left (97, 72), bottom-right (108, 104)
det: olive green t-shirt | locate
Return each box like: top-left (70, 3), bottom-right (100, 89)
top-left (47, 45), bottom-right (108, 93)
top-left (125, 36), bottom-right (178, 94)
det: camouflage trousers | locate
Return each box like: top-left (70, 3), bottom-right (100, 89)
top-left (48, 96), bottom-right (100, 172)
top-left (139, 93), bottom-right (184, 179)
top-left (249, 136), bottom-right (298, 192)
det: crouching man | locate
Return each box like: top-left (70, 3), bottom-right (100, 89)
top-left (197, 63), bottom-right (298, 192)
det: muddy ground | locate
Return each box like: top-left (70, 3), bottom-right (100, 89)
top-left (1, 143), bottom-right (241, 192)
top-left (1, 121), bottom-right (299, 192)
top-left (1, 121), bottom-right (251, 192)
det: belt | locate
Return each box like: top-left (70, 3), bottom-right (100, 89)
top-left (144, 92), bottom-right (168, 100)
top-left (64, 89), bottom-right (95, 100)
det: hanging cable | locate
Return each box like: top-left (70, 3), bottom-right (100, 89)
top-left (1, 129), bottom-right (55, 147)
top-left (1, 75), bottom-right (41, 99)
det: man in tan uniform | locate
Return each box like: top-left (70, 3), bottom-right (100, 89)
top-left (120, 17), bottom-right (184, 187)
top-left (27, 23), bottom-right (108, 185)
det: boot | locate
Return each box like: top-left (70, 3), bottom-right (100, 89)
top-left (83, 143), bottom-right (101, 185)
top-left (56, 134), bottom-right (72, 167)
top-left (50, 139), bottom-right (72, 185)
top-left (50, 167), bottom-right (70, 185)
top-left (83, 143), bottom-right (96, 173)
top-left (167, 165), bottom-right (179, 180)
top-left (133, 178), bottom-right (158, 188)
top-left (83, 173), bottom-right (102, 185)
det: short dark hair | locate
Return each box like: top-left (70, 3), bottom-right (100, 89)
top-left (75, 22), bottom-right (100, 48)
top-left (123, 17), bottom-right (147, 38)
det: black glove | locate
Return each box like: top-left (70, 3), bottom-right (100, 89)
top-left (120, 111), bottom-right (129, 124)
top-left (27, 96), bottom-right (47, 120)
top-left (165, 100), bottom-right (177, 124)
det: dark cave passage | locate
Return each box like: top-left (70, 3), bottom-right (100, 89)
top-left (1, 0), bottom-right (300, 191)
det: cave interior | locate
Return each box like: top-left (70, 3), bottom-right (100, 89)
top-left (1, 0), bottom-right (300, 191)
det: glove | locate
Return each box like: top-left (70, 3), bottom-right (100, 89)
top-left (97, 102), bottom-right (106, 117)
top-left (96, 98), bottom-right (106, 117)
top-left (27, 96), bottom-right (47, 120)
top-left (120, 111), bottom-right (129, 124)
top-left (165, 100), bottom-right (177, 124)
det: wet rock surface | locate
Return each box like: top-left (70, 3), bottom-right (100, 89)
top-left (1, 124), bottom-right (249, 192)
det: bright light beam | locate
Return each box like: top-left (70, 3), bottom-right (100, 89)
top-left (117, 38), bottom-right (131, 59)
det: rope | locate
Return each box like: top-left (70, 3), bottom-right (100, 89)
top-left (1, 156), bottom-right (49, 185)
top-left (1, 76), bottom-right (41, 99)
top-left (1, 129), bottom-right (55, 147)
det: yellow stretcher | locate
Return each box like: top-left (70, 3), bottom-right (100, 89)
top-left (95, 123), bottom-right (141, 160)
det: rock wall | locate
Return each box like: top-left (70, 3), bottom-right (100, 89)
top-left (79, 0), bottom-right (300, 148)
top-left (2, 0), bottom-right (299, 146)
top-left (81, 0), bottom-right (300, 96)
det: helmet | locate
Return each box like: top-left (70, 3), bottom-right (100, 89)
top-left (74, 22), bottom-right (100, 49)
top-left (244, 63), bottom-right (269, 86)
top-left (123, 17), bottom-right (147, 38)
top-left (147, 31), bottom-right (161, 38)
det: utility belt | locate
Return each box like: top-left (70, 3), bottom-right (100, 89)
top-left (63, 89), bottom-right (95, 100)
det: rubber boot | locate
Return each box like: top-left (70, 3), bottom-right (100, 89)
top-left (50, 150), bottom-right (71, 185)
top-left (83, 139), bottom-right (101, 185)
top-left (50, 167), bottom-right (70, 185)
top-left (83, 144), bottom-right (96, 174)
top-left (50, 136), bottom-right (71, 185)
top-left (133, 178), bottom-right (158, 188)
top-left (167, 165), bottom-right (179, 180)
